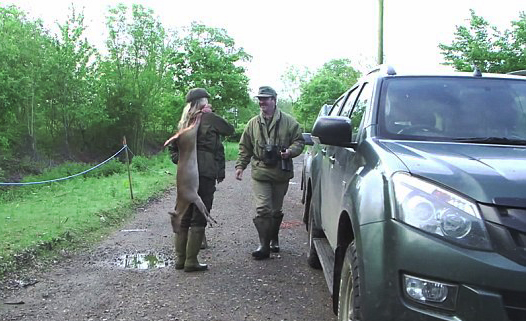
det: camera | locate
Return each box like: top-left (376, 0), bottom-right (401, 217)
top-left (262, 144), bottom-right (279, 166)
top-left (280, 147), bottom-right (293, 172)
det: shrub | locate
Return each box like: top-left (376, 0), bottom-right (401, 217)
top-left (131, 156), bottom-right (149, 172)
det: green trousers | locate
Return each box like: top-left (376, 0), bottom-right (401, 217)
top-left (251, 179), bottom-right (289, 219)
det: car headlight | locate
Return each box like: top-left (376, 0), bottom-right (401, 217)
top-left (392, 172), bottom-right (492, 250)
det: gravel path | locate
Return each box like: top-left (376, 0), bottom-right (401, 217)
top-left (0, 157), bottom-right (335, 321)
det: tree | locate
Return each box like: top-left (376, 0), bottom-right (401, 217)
top-left (171, 22), bottom-right (252, 116)
top-left (295, 59), bottom-right (361, 130)
top-left (0, 6), bottom-right (55, 157)
top-left (439, 10), bottom-right (526, 73)
top-left (100, 4), bottom-right (173, 154)
top-left (44, 5), bottom-right (100, 157)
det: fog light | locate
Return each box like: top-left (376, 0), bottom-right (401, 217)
top-left (403, 274), bottom-right (458, 310)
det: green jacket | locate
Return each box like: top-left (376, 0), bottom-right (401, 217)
top-left (170, 112), bottom-right (234, 179)
top-left (236, 108), bottom-right (305, 182)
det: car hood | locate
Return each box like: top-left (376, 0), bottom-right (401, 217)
top-left (381, 140), bottom-right (526, 207)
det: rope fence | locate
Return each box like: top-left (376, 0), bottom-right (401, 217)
top-left (0, 145), bottom-right (131, 187)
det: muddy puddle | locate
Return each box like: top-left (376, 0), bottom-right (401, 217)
top-left (114, 253), bottom-right (173, 269)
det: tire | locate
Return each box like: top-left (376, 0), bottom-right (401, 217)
top-left (307, 202), bottom-right (323, 269)
top-left (337, 241), bottom-right (362, 321)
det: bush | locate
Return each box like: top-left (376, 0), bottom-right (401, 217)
top-left (131, 156), bottom-right (149, 172)
top-left (93, 158), bottom-right (126, 177)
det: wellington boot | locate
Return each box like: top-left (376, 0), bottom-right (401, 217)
top-left (174, 228), bottom-right (188, 270)
top-left (200, 233), bottom-right (208, 249)
top-left (270, 214), bottom-right (284, 253)
top-left (252, 217), bottom-right (272, 260)
top-left (184, 226), bottom-right (208, 272)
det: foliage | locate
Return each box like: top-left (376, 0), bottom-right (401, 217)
top-left (295, 59), bottom-right (361, 131)
top-left (439, 10), bottom-right (526, 72)
top-left (0, 3), bottom-right (255, 181)
top-left (131, 155), bottom-right (149, 172)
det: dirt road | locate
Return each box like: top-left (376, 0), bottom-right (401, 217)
top-left (0, 157), bottom-right (335, 321)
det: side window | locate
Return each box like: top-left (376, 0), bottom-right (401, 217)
top-left (329, 96), bottom-right (345, 116)
top-left (350, 83), bottom-right (372, 141)
top-left (340, 87), bottom-right (360, 117)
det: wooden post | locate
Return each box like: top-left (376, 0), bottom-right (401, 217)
top-left (123, 136), bottom-right (134, 200)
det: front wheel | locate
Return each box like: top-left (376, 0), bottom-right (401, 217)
top-left (338, 241), bottom-right (362, 321)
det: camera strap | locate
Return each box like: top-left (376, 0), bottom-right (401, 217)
top-left (259, 112), bottom-right (281, 145)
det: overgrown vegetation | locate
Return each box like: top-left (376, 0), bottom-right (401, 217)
top-left (0, 4), bottom-right (256, 180)
top-left (0, 144), bottom-right (239, 278)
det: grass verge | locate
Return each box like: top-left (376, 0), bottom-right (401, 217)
top-left (0, 151), bottom-right (176, 278)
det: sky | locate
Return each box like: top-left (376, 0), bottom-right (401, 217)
top-left (3, 0), bottom-right (525, 96)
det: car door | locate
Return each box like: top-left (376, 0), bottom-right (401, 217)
top-left (322, 82), bottom-right (372, 248)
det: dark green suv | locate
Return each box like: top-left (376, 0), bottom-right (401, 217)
top-left (303, 65), bottom-right (526, 321)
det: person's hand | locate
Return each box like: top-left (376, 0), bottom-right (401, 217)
top-left (280, 148), bottom-right (292, 159)
top-left (202, 104), bottom-right (212, 113)
top-left (235, 168), bottom-right (244, 181)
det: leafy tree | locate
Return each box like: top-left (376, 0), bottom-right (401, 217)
top-left (280, 64), bottom-right (311, 105)
top-left (439, 10), bottom-right (526, 72)
top-left (172, 22), bottom-right (252, 117)
top-left (0, 6), bottom-right (54, 157)
top-left (100, 4), bottom-right (173, 154)
top-left (295, 59), bottom-right (361, 130)
top-left (43, 5), bottom-right (100, 157)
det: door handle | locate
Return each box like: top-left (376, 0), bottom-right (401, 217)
top-left (321, 148), bottom-right (327, 156)
top-left (329, 155), bottom-right (336, 164)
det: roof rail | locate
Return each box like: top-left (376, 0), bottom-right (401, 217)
top-left (367, 64), bottom-right (396, 76)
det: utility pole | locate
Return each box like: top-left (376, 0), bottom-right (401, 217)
top-left (378, 0), bottom-right (384, 65)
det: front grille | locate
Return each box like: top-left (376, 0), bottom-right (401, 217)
top-left (479, 204), bottom-right (526, 266)
top-left (501, 290), bottom-right (526, 321)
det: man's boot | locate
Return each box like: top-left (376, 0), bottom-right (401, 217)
top-left (201, 233), bottom-right (208, 249)
top-left (270, 213), bottom-right (284, 253)
top-left (184, 226), bottom-right (208, 272)
top-left (252, 217), bottom-right (272, 260)
top-left (174, 228), bottom-right (188, 270)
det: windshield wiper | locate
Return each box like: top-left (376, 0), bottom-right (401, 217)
top-left (452, 137), bottom-right (526, 145)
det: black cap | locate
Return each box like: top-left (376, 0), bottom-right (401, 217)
top-left (255, 86), bottom-right (277, 98)
top-left (185, 88), bottom-right (210, 102)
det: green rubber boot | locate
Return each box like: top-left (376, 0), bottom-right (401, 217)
top-left (252, 217), bottom-right (272, 260)
top-left (270, 213), bottom-right (284, 253)
top-left (174, 228), bottom-right (188, 270)
top-left (184, 226), bottom-right (208, 272)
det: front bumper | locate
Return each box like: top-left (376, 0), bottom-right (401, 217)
top-left (357, 220), bottom-right (526, 321)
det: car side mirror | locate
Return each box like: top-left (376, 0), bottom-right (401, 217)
top-left (311, 116), bottom-right (355, 148)
top-left (302, 133), bottom-right (314, 146)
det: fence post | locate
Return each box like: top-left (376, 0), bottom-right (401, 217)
top-left (123, 136), bottom-right (134, 200)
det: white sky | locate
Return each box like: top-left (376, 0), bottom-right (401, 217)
top-left (4, 0), bottom-right (526, 96)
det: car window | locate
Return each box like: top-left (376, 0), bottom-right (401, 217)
top-left (329, 96), bottom-right (345, 116)
top-left (340, 87), bottom-right (360, 118)
top-left (349, 83), bottom-right (371, 142)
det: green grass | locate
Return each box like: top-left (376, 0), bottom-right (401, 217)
top-left (0, 151), bottom-right (177, 277)
top-left (0, 146), bottom-right (239, 278)
top-left (223, 141), bottom-right (239, 161)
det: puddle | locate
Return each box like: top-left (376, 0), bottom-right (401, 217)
top-left (114, 253), bottom-right (173, 269)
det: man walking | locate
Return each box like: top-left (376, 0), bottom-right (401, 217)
top-left (235, 86), bottom-right (305, 260)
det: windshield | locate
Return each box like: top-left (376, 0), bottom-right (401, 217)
top-left (378, 77), bottom-right (526, 143)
